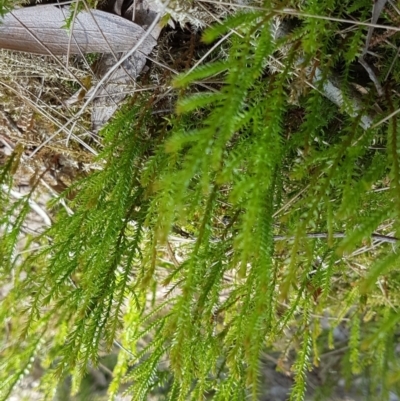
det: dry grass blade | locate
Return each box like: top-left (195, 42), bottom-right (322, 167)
top-left (362, 0), bottom-right (388, 56)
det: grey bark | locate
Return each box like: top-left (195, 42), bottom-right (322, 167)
top-left (0, 5), bottom-right (156, 56)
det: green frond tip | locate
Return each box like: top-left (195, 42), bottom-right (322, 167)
top-left (176, 92), bottom-right (222, 114)
top-left (172, 61), bottom-right (229, 88)
top-left (360, 251), bottom-right (400, 294)
top-left (201, 10), bottom-right (261, 43)
top-left (0, 0), bottom-right (13, 17)
top-left (336, 207), bottom-right (391, 255)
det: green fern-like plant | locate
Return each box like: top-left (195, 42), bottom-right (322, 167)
top-left (2, 0), bottom-right (400, 400)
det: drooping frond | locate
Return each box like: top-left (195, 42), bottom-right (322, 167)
top-left (2, 0), bottom-right (400, 400)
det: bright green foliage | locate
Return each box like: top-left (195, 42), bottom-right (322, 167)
top-left (1, 1), bottom-right (400, 400)
top-left (0, 0), bottom-right (15, 16)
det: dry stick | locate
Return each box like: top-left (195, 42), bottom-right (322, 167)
top-left (84, 85), bottom-right (158, 99)
top-left (166, 225), bottom-right (398, 245)
top-left (66, 83), bottom-right (158, 106)
top-left (273, 232), bottom-right (399, 244)
top-left (50, 8), bottom-right (164, 140)
top-left (362, 0), bottom-right (388, 56)
top-left (81, 0), bottom-right (139, 86)
top-left (390, 0), bottom-right (400, 16)
top-left (350, 237), bottom-right (396, 257)
top-left (63, 3), bottom-right (120, 104)
top-left (132, 0), bottom-right (137, 22)
top-left (357, 0), bottom-right (388, 96)
top-left (65, 0), bottom-right (80, 68)
top-left (59, 3), bottom-right (128, 108)
top-left (79, 10), bottom-right (162, 109)
top-left (272, 183), bottom-right (311, 218)
top-left (339, 227), bottom-right (397, 258)
top-left (371, 106), bottom-right (400, 129)
top-left (65, 120), bottom-right (77, 147)
top-left (1, 6), bottom-right (154, 54)
top-left (82, 0), bottom-right (162, 130)
top-left (61, 2), bottom-right (127, 111)
top-left (40, 0), bottom-right (75, 5)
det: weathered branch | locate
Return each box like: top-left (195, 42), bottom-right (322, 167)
top-left (0, 5), bottom-right (156, 55)
top-left (273, 232), bottom-right (399, 244)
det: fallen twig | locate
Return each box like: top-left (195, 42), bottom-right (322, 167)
top-left (273, 232), bottom-right (399, 244)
